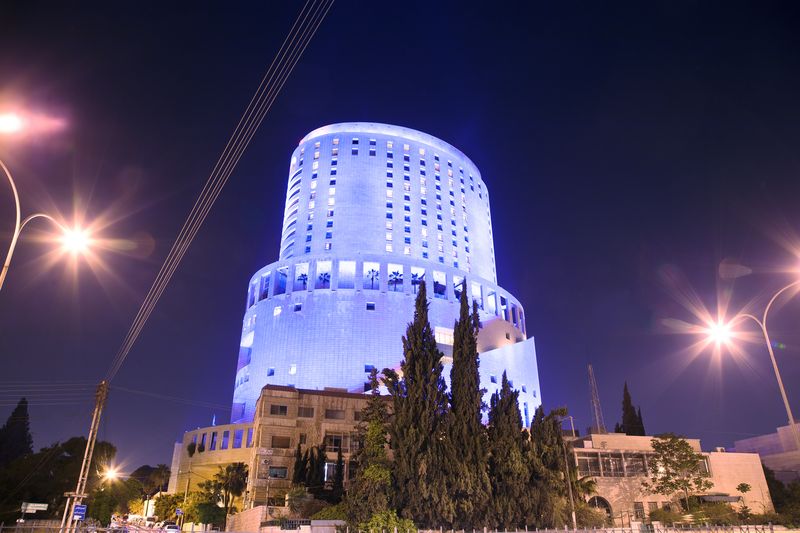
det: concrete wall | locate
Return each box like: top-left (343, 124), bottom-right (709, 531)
top-left (707, 451), bottom-right (774, 513)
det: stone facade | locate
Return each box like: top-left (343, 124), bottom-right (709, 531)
top-left (571, 433), bottom-right (773, 526)
top-left (734, 422), bottom-right (800, 483)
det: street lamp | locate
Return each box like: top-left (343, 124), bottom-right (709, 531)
top-left (699, 260), bottom-right (800, 454)
top-left (0, 158), bottom-right (92, 291)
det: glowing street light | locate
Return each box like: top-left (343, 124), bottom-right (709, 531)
top-left (0, 113), bottom-right (24, 134)
top-left (697, 260), bottom-right (800, 453)
top-left (102, 467), bottom-right (120, 482)
top-left (0, 159), bottom-right (94, 291)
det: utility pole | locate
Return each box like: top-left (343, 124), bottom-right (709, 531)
top-left (588, 364), bottom-right (607, 434)
top-left (60, 381), bottom-right (109, 533)
top-left (562, 440), bottom-right (577, 530)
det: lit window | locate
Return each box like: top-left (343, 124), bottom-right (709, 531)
top-left (289, 364), bottom-right (297, 375)
top-left (333, 138), bottom-right (339, 145)
top-left (386, 189), bottom-right (393, 198)
top-left (310, 180), bottom-right (318, 189)
top-left (328, 197), bottom-right (335, 206)
top-left (312, 161), bottom-right (319, 170)
top-left (308, 200), bottom-right (315, 209)
top-left (324, 242), bottom-right (332, 250)
top-left (404, 246), bottom-right (411, 255)
top-left (386, 232), bottom-right (393, 241)
top-left (329, 187), bottom-right (335, 195)
top-left (327, 209), bottom-right (334, 217)
top-left (385, 243), bottom-right (393, 252)
top-left (274, 306), bottom-right (282, 316)
top-left (386, 221), bottom-right (393, 230)
top-left (387, 140), bottom-right (393, 149)
top-left (313, 151), bottom-right (319, 160)
top-left (331, 147), bottom-right (338, 156)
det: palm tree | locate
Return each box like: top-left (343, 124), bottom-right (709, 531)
top-left (150, 464), bottom-right (171, 493)
top-left (389, 271), bottom-right (403, 291)
top-left (318, 272), bottom-right (330, 288)
top-left (411, 272), bottom-right (424, 293)
top-left (433, 280), bottom-right (445, 296)
top-left (297, 272), bottom-right (308, 289)
top-left (366, 269), bottom-right (379, 289)
top-left (217, 462), bottom-right (249, 515)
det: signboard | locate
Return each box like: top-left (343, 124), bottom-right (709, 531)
top-left (21, 503), bottom-right (48, 513)
top-left (72, 504), bottom-right (87, 521)
top-left (176, 509), bottom-right (184, 516)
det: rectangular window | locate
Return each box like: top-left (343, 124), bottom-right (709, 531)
top-left (338, 260), bottom-right (355, 289)
top-left (325, 409), bottom-right (346, 420)
top-left (210, 432), bottom-right (218, 451)
top-left (633, 502), bottom-right (645, 520)
top-left (298, 406), bottom-right (314, 418)
top-left (267, 367), bottom-right (275, 376)
top-left (363, 261), bottom-right (380, 290)
top-left (233, 429), bottom-right (243, 448)
top-left (270, 404), bottom-right (288, 416)
top-left (269, 466), bottom-right (288, 479)
top-left (388, 263), bottom-right (403, 292)
top-left (271, 435), bottom-right (291, 449)
top-left (294, 303), bottom-right (302, 312)
top-left (247, 427), bottom-right (254, 447)
top-left (299, 433), bottom-right (307, 445)
top-left (221, 430), bottom-right (230, 450)
top-left (366, 302), bottom-right (376, 311)
top-left (294, 262), bottom-right (309, 291)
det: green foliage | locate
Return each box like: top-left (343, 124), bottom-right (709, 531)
top-left (762, 466), bottom-right (800, 527)
top-left (304, 444), bottom-right (328, 496)
top-left (486, 372), bottom-right (529, 529)
top-left (447, 292), bottom-right (491, 529)
top-left (526, 405), bottom-right (571, 529)
top-left (154, 493), bottom-right (183, 522)
top-left (647, 507), bottom-right (684, 525)
top-left (384, 282), bottom-right (453, 528)
top-left (0, 436), bottom-right (116, 523)
top-left (0, 397), bottom-right (33, 468)
top-left (737, 482), bottom-right (751, 494)
top-left (87, 476), bottom-right (143, 525)
top-left (312, 502), bottom-right (347, 520)
top-left (331, 448), bottom-right (344, 502)
top-left (130, 463), bottom-right (171, 495)
top-left (197, 462), bottom-right (248, 515)
top-left (575, 503), bottom-right (609, 527)
top-left (187, 441), bottom-right (197, 457)
top-left (692, 502), bottom-right (739, 525)
top-left (359, 510), bottom-right (417, 533)
top-left (345, 369), bottom-right (392, 527)
top-left (642, 433), bottom-right (714, 511)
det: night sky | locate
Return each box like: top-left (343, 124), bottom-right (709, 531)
top-left (2, 1), bottom-right (800, 469)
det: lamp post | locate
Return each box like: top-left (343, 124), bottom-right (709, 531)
top-left (705, 261), bottom-right (800, 454)
top-left (0, 158), bottom-right (91, 291)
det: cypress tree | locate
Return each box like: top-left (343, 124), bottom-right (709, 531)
top-left (331, 448), bottom-right (344, 502)
top-left (292, 443), bottom-right (307, 485)
top-left (618, 382), bottom-right (643, 436)
top-left (636, 406), bottom-right (646, 435)
top-left (345, 370), bottom-right (391, 527)
top-left (384, 281), bottom-right (454, 527)
top-left (0, 397), bottom-right (33, 468)
top-left (486, 372), bottom-right (529, 529)
top-left (527, 406), bottom-right (571, 528)
top-left (448, 290), bottom-right (491, 528)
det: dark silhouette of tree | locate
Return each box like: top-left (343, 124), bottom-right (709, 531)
top-left (318, 272), bottom-right (330, 288)
top-left (447, 291), bottom-right (490, 528)
top-left (292, 443), bottom-right (307, 485)
top-left (411, 272), bottom-right (424, 294)
top-left (389, 271), bottom-right (403, 291)
top-left (297, 272), bottom-right (308, 289)
top-left (384, 282), bottom-right (454, 527)
top-left (331, 448), bottom-right (345, 502)
top-left (187, 442), bottom-right (197, 458)
top-left (199, 462), bottom-right (249, 515)
top-left (366, 269), bottom-right (379, 289)
top-left (0, 397), bottom-right (33, 468)
top-left (614, 382), bottom-right (645, 436)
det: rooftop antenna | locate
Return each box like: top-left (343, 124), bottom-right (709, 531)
top-left (588, 364), bottom-right (607, 434)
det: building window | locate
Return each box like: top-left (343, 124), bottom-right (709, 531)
top-left (272, 435), bottom-right (291, 449)
top-left (298, 406), bottom-right (314, 418)
top-left (633, 502), bottom-right (645, 520)
top-left (267, 367), bottom-right (275, 376)
top-left (270, 404), bottom-right (288, 416)
top-left (490, 375), bottom-right (497, 384)
top-left (294, 303), bottom-right (302, 312)
top-left (325, 409), bottom-right (346, 420)
top-left (366, 302), bottom-right (376, 311)
top-left (364, 364), bottom-right (376, 372)
top-left (289, 363), bottom-right (297, 375)
top-left (268, 466), bottom-right (288, 479)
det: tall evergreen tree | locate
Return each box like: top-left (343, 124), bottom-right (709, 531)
top-left (527, 406), bottom-right (571, 528)
top-left (292, 443), bottom-right (307, 485)
top-left (384, 282), bottom-right (454, 527)
top-left (636, 406), bottom-right (646, 436)
top-left (486, 372), bottom-right (529, 529)
top-left (448, 290), bottom-right (491, 528)
top-left (617, 382), bottom-right (645, 436)
top-left (331, 448), bottom-right (345, 502)
top-left (344, 369), bottom-right (391, 527)
top-left (0, 397), bottom-right (33, 467)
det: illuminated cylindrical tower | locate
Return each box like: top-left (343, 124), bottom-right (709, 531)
top-left (231, 123), bottom-right (541, 425)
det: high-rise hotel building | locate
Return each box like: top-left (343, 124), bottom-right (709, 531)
top-left (231, 123), bottom-right (541, 425)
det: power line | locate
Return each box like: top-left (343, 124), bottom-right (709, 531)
top-left (105, 0), bottom-right (333, 382)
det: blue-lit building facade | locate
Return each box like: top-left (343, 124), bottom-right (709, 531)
top-left (231, 123), bottom-right (541, 426)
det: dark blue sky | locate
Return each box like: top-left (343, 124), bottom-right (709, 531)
top-left (1, 1), bottom-right (800, 469)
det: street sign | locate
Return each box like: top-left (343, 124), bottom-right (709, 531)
top-left (72, 504), bottom-right (87, 521)
top-left (21, 503), bottom-right (48, 513)
top-left (176, 509), bottom-right (184, 516)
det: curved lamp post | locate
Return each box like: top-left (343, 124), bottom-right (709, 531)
top-left (706, 263), bottom-right (800, 454)
top-left (0, 158), bottom-right (90, 291)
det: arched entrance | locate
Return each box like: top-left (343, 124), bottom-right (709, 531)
top-left (588, 496), bottom-right (613, 519)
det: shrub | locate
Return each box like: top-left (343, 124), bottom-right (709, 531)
top-left (692, 502), bottom-right (739, 525)
top-left (359, 510), bottom-right (416, 533)
top-left (648, 507), bottom-right (684, 525)
top-left (312, 503), bottom-right (347, 520)
top-left (575, 504), bottom-right (608, 527)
